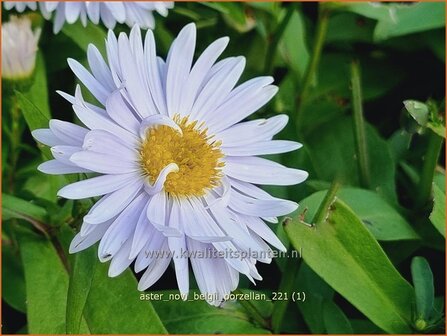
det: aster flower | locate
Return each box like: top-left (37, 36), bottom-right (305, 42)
top-left (2, 16), bottom-right (41, 80)
top-left (3, 1), bottom-right (174, 33)
top-left (32, 23), bottom-right (308, 306)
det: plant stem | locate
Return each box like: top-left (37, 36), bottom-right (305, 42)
top-left (296, 4), bottom-right (330, 125)
top-left (272, 180), bottom-right (340, 332)
top-left (314, 179), bottom-right (341, 225)
top-left (8, 95), bottom-right (23, 193)
top-left (264, 4), bottom-right (296, 74)
top-left (350, 61), bottom-right (371, 188)
top-left (416, 129), bottom-right (444, 208)
top-left (234, 288), bottom-right (270, 329)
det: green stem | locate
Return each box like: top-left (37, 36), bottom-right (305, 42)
top-left (314, 179), bottom-right (341, 225)
top-left (234, 288), bottom-right (270, 329)
top-left (350, 61), bottom-right (371, 188)
top-left (416, 130), bottom-right (444, 208)
top-left (272, 180), bottom-right (340, 332)
top-left (264, 4), bottom-right (296, 74)
top-left (296, 5), bottom-right (330, 125)
top-left (8, 95), bottom-right (22, 193)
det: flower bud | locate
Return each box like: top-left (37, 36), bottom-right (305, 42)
top-left (2, 16), bottom-right (41, 81)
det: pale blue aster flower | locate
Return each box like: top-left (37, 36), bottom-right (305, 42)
top-left (32, 24), bottom-right (308, 306)
top-left (3, 1), bottom-right (174, 33)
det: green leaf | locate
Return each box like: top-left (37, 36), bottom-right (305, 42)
top-left (427, 122), bottom-right (446, 139)
top-left (430, 182), bottom-right (446, 237)
top-left (2, 243), bottom-right (27, 313)
top-left (374, 3), bottom-right (445, 41)
top-left (323, 299), bottom-right (353, 334)
top-left (23, 173), bottom-right (66, 203)
top-left (411, 257), bottom-right (435, 323)
top-left (66, 248), bottom-right (96, 334)
top-left (304, 116), bottom-right (397, 203)
top-left (150, 290), bottom-right (271, 334)
top-left (2, 193), bottom-right (48, 223)
top-left (17, 228), bottom-right (89, 334)
top-left (279, 10), bottom-right (309, 78)
top-left (24, 52), bottom-right (50, 119)
top-left (15, 91), bottom-right (50, 131)
top-left (61, 21), bottom-right (107, 55)
top-left (83, 257), bottom-right (167, 334)
top-left (338, 3), bottom-right (445, 41)
top-left (284, 199), bottom-right (414, 333)
top-left (295, 263), bottom-right (334, 333)
top-left (54, 226), bottom-right (165, 333)
top-left (299, 188), bottom-right (419, 241)
top-left (326, 13), bottom-right (375, 43)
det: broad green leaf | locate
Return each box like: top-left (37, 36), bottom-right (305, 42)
top-left (23, 173), bottom-right (66, 203)
top-left (326, 13), bottom-right (374, 43)
top-left (374, 3), bottom-right (445, 41)
top-left (15, 91), bottom-right (50, 131)
top-left (84, 258), bottom-right (167, 334)
top-left (323, 299), bottom-right (353, 334)
top-left (411, 257), bottom-right (434, 322)
top-left (66, 248), bottom-right (96, 334)
top-left (2, 243), bottom-right (27, 313)
top-left (430, 182), bottom-right (445, 237)
top-left (334, 2), bottom-right (398, 21)
top-left (2, 193), bottom-right (48, 223)
top-left (284, 199), bottom-right (414, 333)
top-left (338, 3), bottom-right (445, 41)
top-left (296, 263), bottom-right (334, 334)
top-left (279, 10), bottom-right (309, 78)
top-left (61, 21), bottom-right (107, 55)
top-left (298, 188), bottom-right (419, 241)
top-left (24, 52), bottom-right (50, 119)
top-left (17, 228), bottom-right (89, 334)
top-left (302, 53), bottom-right (403, 107)
top-left (304, 117), bottom-right (397, 203)
top-left (151, 290), bottom-right (271, 334)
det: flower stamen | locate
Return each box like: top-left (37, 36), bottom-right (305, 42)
top-left (140, 115), bottom-right (224, 197)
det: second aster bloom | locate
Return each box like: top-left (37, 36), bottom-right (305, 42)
top-left (3, 1), bottom-right (174, 33)
top-left (33, 24), bottom-right (308, 306)
top-left (2, 16), bottom-right (41, 80)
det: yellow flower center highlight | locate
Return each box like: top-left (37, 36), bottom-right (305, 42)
top-left (140, 115), bottom-right (224, 197)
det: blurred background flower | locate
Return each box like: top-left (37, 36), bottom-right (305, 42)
top-left (2, 15), bottom-right (41, 80)
top-left (3, 1), bottom-right (174, 33)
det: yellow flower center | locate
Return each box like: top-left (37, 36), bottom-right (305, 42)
top-left (140, 115), bottom-right (224, 197)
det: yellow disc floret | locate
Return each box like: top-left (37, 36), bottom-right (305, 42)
top-left (140, 115), bottom-right (224, 197)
